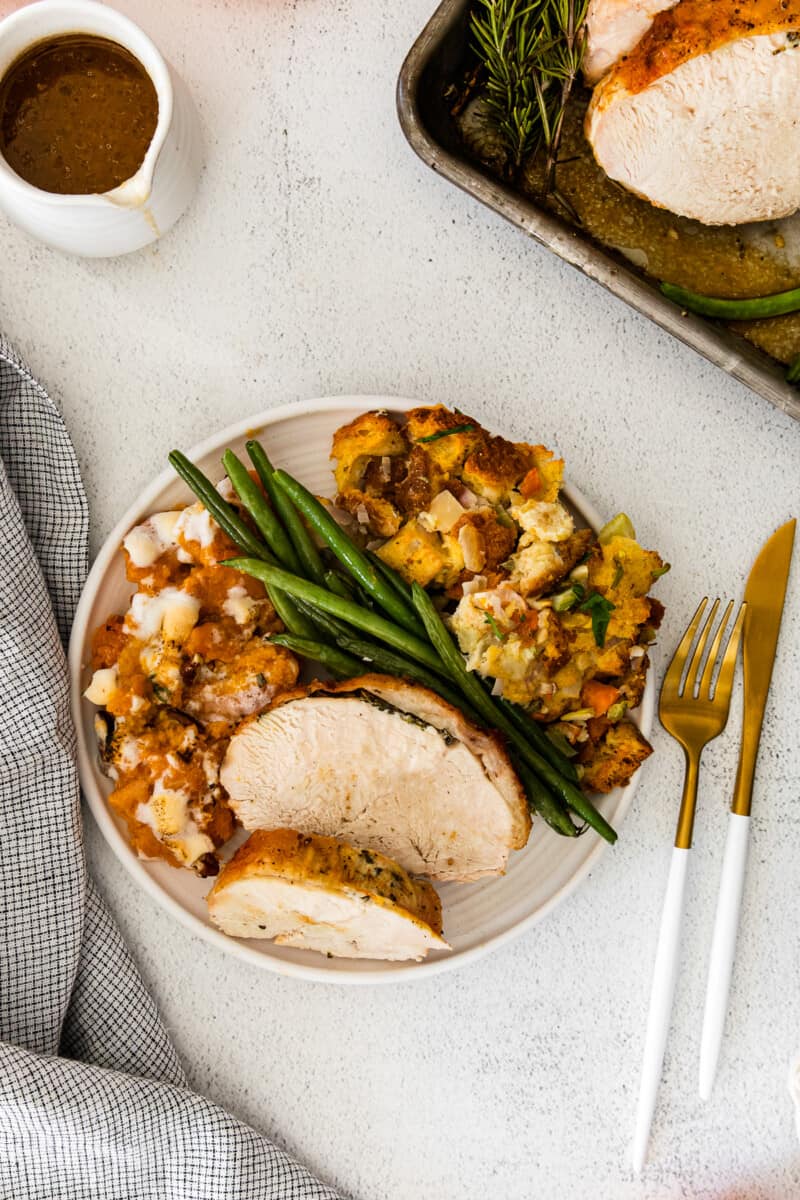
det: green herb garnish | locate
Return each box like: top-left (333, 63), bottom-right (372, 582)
top-left (483, 612), bottom-right (507, 640)
top-left (552, 582), bottom-right (584, 612)
top-left (494, 504), bottom-right (516, 529)
top-left (611, 561), bottom-right (624, 589)
top-left (355, 690), bottom-right (456, 744)
top-left (150, 679), bottom-right (170, 703)
top-left (418, 423), bottom-right (476, 443)
top-left (579, 591), bottom-right (616, 647)
top-left (256, 672), bottom-right (267, 687)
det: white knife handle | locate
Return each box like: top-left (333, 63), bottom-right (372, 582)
top-left (631, 846), bottom-right (690, 1175)
top-left (698, 812), bottom-right (751, 1101)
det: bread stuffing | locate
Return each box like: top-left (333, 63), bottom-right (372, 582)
top-left (330, 407), bottom-right (666, 794)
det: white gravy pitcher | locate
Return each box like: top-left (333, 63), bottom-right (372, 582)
top-left (0, 0), bottom-right (202, 256)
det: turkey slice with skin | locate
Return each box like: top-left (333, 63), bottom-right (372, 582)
top-left (207, 828), bottom-right (449, 962)
top-left (220, 675), bottom-right (530, 882)
top-left (584, 0), bottom-right (678, 84)
top-left (586, 0), bottom-right (800, 225)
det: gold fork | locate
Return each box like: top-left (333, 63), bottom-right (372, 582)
top-left (631, 597), bottom-right (746, 1174)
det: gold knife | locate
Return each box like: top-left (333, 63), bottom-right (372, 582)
top-left (699, 518), bottom-right (796, 1099)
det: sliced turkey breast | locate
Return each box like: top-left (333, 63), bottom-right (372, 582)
top-left (584, 0), bottom-right (678, 84)
top-left (206, 828), bottom-right (450, 961)
top-left (220, 675), bottom-right (530, 882)
top-left (586, 1), bottom-right (800, 225)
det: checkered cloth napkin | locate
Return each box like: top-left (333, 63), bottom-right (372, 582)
top-left (0, 337), bottom-right (343, 1200)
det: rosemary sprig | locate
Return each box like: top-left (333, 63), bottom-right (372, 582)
top-left (539, 0), bottom-right (590, 193)
top-left (470, 0), bottom-right (589, 187)
top-left (470, 0), bottom-right (550, 172)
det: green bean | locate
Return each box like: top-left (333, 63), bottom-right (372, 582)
top-left (272, 469), bottom-right (423, 635)
top-left (297, 608), bottom-right (484, 722)
top-left (227, 560), bottom-right (453, 679)
top-left (498, 696), bottom-right (580, 783)
top-left (786, 353), bottom-right (800, 384)
top-left (320, 551), bottom-right (382, 609)
top-left (411, 583), bottom-right (617, 844)
top-left (292, 600), bottom-right (377, 650)
top-left (263, 590), bottom-right (320, 642)
top-left (512, 757), bottom-right (579, 838)
top-left (270, 634), bottom-right (362, 680)
top-left (293, 600), bottom-right (347, 640)
top-left (246, 441), bottom-right (327, 585)
top-left (168, 450), bottom-right (317, 641)
top-left (222, 449), bottom-right (300, 572)
top-left (169, 450), bottom-right (274, 561)
top-left (509, 728), bottom-right (614, 841)
top-left (324, 568), bottom-right (356, 600)
top-left (366, 549), bottom-right (414, 604)
top-left (661, 280), bottom-right (800, 321)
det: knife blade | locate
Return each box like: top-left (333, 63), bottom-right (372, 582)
top-left (698, 518), bottom-right (795, 1099)
top-left (733, 517), bottom-right (796, 815)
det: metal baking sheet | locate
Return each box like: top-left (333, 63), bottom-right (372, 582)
top-left (396, 0), bottom-right (800, 423)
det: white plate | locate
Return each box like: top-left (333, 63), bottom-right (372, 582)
top-left (69, 396), bottom-right (654, 984)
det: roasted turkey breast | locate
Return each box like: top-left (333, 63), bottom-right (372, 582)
top-left (207, 829), bottom-right (449, 961)
top-left (586, 0), bottom-right (800, 225)
top-left (584, 0), bottom-right (678, 84)
top-left (220, 675), bottom-right (530, 882)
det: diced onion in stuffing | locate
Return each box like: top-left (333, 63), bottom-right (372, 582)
top-left (458, 524), bottom-right (486, 573)
top-left (461, 575), bottom-right (488, 596)
top-left (424, 490), bottom-right (465, 533)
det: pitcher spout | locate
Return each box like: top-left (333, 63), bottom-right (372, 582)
top-left (104, 164), bottom-right (153, 209)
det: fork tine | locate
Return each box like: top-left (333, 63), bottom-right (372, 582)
top-left (663, 597), bottom-right (708, 692)
top-left (698, 599), bottom-right (734, 698)
top-left (684, 598), bottom-right (721, 697)
top-left (710, 602), bottom-right (747, 703)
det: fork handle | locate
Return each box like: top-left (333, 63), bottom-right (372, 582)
top-left (632, 846), bottom-right (690, 1174)
top-left (698, 812), bottom-right (751, 1100)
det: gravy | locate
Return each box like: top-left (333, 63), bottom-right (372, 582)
top-left (0, 34), bottom-right (158, 195)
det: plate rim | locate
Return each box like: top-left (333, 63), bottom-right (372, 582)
top-left (69, 394), bottom-right (655, 985)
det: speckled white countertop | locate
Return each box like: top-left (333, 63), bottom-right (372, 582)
top-left (1, 1), bottom-right (799, 1196)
